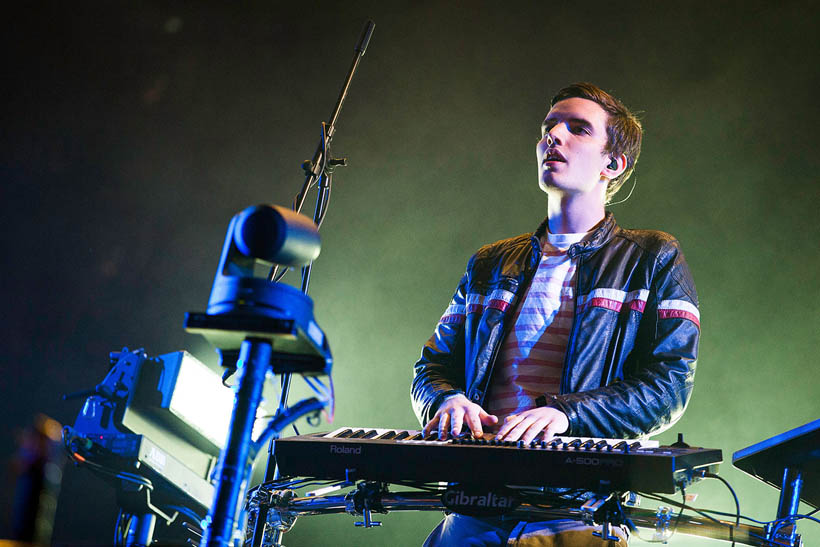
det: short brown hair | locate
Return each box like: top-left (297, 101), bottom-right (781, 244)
top-left (551, 83), bottom-right (642, 203)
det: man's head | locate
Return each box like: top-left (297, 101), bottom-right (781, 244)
top-left (543, 83), bottom-right (642, 204)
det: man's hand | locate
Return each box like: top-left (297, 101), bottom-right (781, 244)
top-left (422, 394), bottom-right (498, 440)
top-left (495, 407), bottom-right (569, 444)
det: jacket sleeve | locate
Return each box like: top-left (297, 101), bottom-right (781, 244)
top-left (411, 266), bottom-right (471, 426)
top-left (548, 242), bottom-right (700, 439)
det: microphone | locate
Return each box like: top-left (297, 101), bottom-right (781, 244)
top-left (355, 20), bottom-right (375, 56)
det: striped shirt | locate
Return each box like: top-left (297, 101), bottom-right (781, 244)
top-left (485, 230), bottom-right (589, 422)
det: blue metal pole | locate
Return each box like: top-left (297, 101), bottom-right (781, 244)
top-left (201, 338), bottom-right (271, 546)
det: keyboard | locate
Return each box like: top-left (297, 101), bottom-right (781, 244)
top-left (273, 427), bottom-right (722, 493)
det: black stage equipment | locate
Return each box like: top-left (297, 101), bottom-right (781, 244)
top-left (62, 19), bottom-right (372, 546)
top-left (63, 348), bottom-right (232, 545)
top-left (184, 204), bottom-right (333, 546)
top-left (185, 204), bottom-right (329, 377)
top-left (734, 418), bottom-right (820, 546)
top-left (272, 427), bottom-right (722, 494)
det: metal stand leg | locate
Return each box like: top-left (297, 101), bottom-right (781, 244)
top-left (769, 466), bottom-right (804, 546)
top-left (201, 338), bottom-right (272, 547)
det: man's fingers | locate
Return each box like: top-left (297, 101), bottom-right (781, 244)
top-left (502, 417), bottom-right (533, 441)
top-left (499, 415), bottom-right (546, 442)
top-left (464, 414), bottom-right (482, 438)
top-left (437, 411), bottom-right (451, 440)
top-left (423, 399), bottom-right (497, 440)
top-left (496, 414), bottom-right (522, 439)
top-left (478, 409), bottom-right (499, 426)
top-left (450, 409), bottom-right (465, 437)
top-left (542, 418), bottom-right (565, 442)
top-left (464, 409), bottom-right (485, 438)
top-left (423, 414), bottom-right (440, 437)
top-left (521, 417), bottom-right (552, 444)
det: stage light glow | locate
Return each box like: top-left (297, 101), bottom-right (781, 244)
top-left (168, 353), bottom-right (234, 449)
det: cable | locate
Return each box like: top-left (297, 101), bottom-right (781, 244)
top-left (163, 504), bottom-right (203, 526)
top-left (635, 488), bottom-right (767, 527)
top-left (705, 472), bottom-right (740, 546)
top-left (68, 449), bottom-right (154, 490)
top-left (629, 488), bottom-right (721, 544)
top-left (639, 491), bottom-right (738, 530)
top-left (769, 513), bottom-right (820, 538)
top-left (683, 506), bottom-right (769, 525)
top-left (114, 509), bottom-right (126, 547)
top-left (668, 487), bottom-right (687, 543)
top-left (607, 176), bottom-right (638, 206)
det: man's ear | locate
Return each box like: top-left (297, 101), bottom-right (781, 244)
top-left (602, 153), bottom-right (628, 180)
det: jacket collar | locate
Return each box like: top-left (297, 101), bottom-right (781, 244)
top-left (533, 211), bottom-right (618, 257)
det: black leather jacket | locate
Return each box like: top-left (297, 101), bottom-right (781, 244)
top-left (412, 213), bottom-right (700, 439)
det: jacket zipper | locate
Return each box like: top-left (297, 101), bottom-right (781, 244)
top-left (560, 252), bottom-right (583, 395)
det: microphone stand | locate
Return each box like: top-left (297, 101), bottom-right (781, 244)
top-left (263, 18), bottom-right (374, 481)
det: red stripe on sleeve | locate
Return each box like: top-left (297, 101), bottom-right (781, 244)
top-left (658, 308), bottom-right (700, 328)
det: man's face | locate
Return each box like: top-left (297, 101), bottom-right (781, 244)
top-left (536, 97), bottom-right (611, 196)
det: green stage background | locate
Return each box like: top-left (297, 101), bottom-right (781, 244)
top-left (1, 2), bottom-right (818, 545)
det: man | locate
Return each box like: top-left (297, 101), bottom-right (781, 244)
top-left (411, 83), bottom-right (700, 545)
